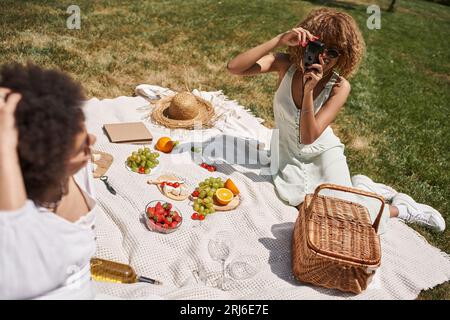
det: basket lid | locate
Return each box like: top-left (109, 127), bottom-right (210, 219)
top-left (305, 194), bottom-right (381, 267)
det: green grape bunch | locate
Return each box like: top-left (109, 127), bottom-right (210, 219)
top-left (126, 147), bottom-right (160, 174)
top-left (191, 177), bottom-right (225, 216)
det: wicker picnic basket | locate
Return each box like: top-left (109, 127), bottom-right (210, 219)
top-left (292, 183), bottom-right (385, 294)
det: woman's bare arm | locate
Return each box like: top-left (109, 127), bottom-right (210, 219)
top-left (227, 36), bottom-right (284, 75)
top-left (227, 28), bottom-right (317, 76)
top-left (0, 88), bottom-right (27, 211)
top-left (300, 77), bottom-right (351, 144)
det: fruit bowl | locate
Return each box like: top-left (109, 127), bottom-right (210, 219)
top-left (144, 200), bottom-right (183, 234)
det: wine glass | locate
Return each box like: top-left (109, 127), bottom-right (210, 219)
top-left (208, 231), bottom-right (233, 290)
top-left (192, 264), bottom-right (208, 286)
top-left (227, 254), bottom-right (261, 280)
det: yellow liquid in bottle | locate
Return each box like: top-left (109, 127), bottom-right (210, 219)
top-left (90, 258), bottom-right (138, 284)
top-left (90, 258), bottom-right (162, 285)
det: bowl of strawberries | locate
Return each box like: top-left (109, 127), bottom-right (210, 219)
top-left (144, 200), bottom-right (183, 234)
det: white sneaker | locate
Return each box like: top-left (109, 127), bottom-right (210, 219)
top-left (351, 174), bottom-right (398, 201)
top-left (392, 193), bottom-right (446, 232)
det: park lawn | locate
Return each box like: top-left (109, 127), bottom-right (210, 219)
top-left (0, 0), bottom-right (448, 299)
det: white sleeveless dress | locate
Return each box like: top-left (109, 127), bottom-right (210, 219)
top-left (271, 64), bottom-right (389, 233)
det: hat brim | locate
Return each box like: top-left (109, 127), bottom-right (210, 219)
top-left (151, 94), bottom-right (216, 129)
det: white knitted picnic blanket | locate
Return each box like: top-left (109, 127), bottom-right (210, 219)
top-left (84, 88), bottom-right (450, 300)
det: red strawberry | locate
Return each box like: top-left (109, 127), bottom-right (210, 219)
top-left (147, 207), bottom-right (155, 215)
top-left (170, 221), bottom-right (178, 228)
top-left (165, 203), bottom-right (173, 211)
top-left (155, 202), bottom-right (164, 215)
top-left (174, 214), bottom-right (181, 222)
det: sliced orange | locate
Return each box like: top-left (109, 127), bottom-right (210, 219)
top-left (224, 178), bottom-right (240, 196)
top-left (215, 188), bottom-right (234, 206)
top-left (155, 137), bottom-right (175, 153)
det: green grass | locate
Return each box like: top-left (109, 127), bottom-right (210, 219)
top-left (1, 0), bottom-right (448, 299)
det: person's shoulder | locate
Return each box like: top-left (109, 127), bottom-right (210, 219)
top-left (273, 53), bottom-right (292, 71)
top-left (333, 74), bottom-right (351, 93)
top-left (73, 162), bottom-right (96, 199)
top-left (274, 52), bottom-right (291, 64)
top-left (272, 53), bottom-right (293, 76)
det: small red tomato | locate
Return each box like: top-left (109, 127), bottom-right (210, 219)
top-left (173, 182), bottom-right (180, 188)
top-left (192, 190), bottom-right (200, 197)
top-left (198, 214), bottom-right (205, 221)
top-left (200, 163), bottom-right (207, 168)
top-left (138, 166), bottom-right (145, 174)
top-left (161, 182), bottom-right (166, 187)
top-left (207, 166), bottom-right (214, 172)
top-left (191, 213), bottom-right (199, 220)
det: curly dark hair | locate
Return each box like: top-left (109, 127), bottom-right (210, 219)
top-left (0, 63), bottom-right (86, 202)
top-left (288, 8), bottom-right (366, 78)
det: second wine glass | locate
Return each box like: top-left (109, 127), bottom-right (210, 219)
top-left (208, 231), bottom-right (233, 290)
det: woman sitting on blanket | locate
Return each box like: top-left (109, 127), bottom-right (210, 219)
top-left (0, 63), bottom-right (98, 299)
top-left (227, 8), bottom-right (445, 232)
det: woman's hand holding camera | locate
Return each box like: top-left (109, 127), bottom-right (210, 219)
top-left (303, 55), bottom-right (325, 93)
top-left (277, 27), bottom-right (318, 47)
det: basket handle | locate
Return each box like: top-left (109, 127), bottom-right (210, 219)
top-left (307, 183), bottom-right (385, 233)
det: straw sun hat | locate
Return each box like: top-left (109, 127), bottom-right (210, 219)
top-left (151, 92), bottom-right (216, 129)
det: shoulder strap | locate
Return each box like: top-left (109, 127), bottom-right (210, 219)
top-left (287, 64), bottom-right (296, 75)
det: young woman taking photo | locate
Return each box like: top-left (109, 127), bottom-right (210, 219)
top-left (227, 8), bottom-right (445, 233)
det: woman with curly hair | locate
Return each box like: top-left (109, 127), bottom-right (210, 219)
top-left (0, 63), bottom-right (97, 299)
top-left (228, 8), bottom-right (445, 232)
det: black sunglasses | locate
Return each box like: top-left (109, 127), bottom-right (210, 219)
top-left (324, 48), bottom-right (340, 59)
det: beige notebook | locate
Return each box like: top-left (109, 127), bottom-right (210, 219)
top-left (103, 122), bottom-right (153, 144)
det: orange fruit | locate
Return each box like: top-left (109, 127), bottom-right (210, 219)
top-left (215, 188), bottom-right (234, 206)
top-left (224, 178), bottom-right (240, 196)
top-left (155, 137), bottom-right (175, 153)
